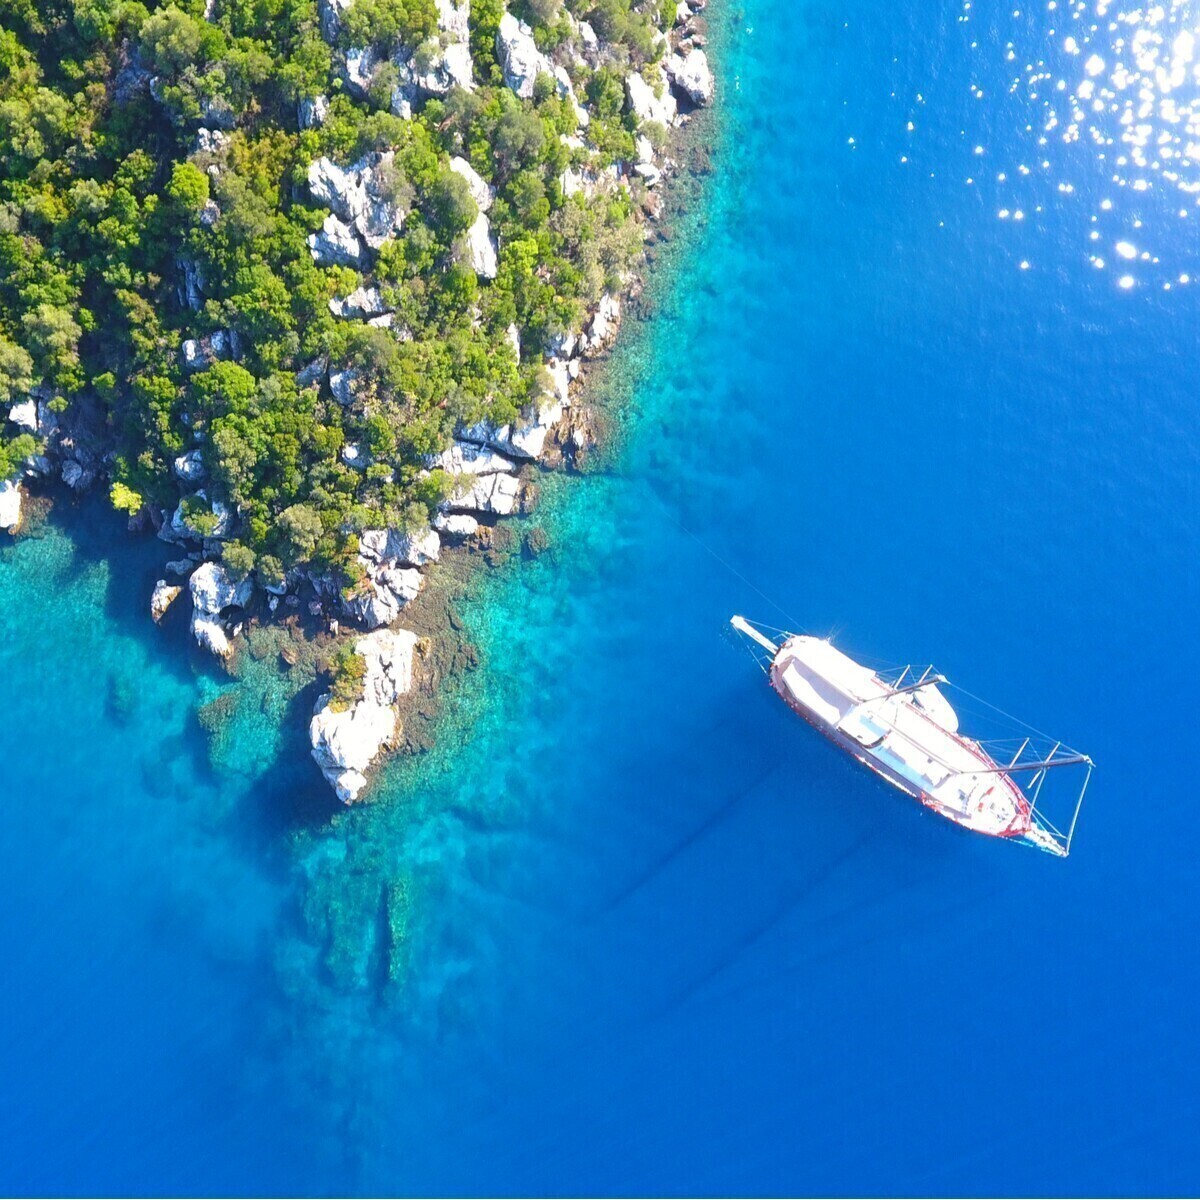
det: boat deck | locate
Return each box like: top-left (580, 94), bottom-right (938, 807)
top-left (772, 636), bottom-right (1029, 839)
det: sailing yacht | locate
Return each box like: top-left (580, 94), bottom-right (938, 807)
top-left (731, 617), bottom-right (1091, 856)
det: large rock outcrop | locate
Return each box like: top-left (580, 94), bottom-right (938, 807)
top-left (449, 156), bottom-right (493, 211)
top-left (465, 211), bottom-right (498, 279)
top-left (666, 48), bottom-right (713, 105)
top-left (443, 470), bottom-right (521, 515)
top-left (359, 526), bottom-right (441, 567)
top-left (0, 479), bottom-right (22, 533)
top-left (342, 525), bottom-right (439, 629)
top-left (626, 69), bottom-right (678, 127)
top-left (189, 561), bottom-right (253, 659)
top-left (307, 154), bottom-right (407, 260)
top-left (496, 13), bottom-right (554, 99)
top-left (309, 628), bottom-right (420, 802)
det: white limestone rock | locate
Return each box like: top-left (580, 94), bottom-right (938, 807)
top-left (397, 0), bottom-right (473, 100)
top-left (309, 628), bottom-right (420, 802)
top-left (296, 357), bottom-right (328, 387)
top-left (449, 156), bottom-right (493, 211)
top-left (7, 399), bottom-right (37, 433)
top-left (307, 213), bottom-right (365, 266)
top-left (167, 492), bottom-right (233, 542)
top-left (626, 69), bottom-right (677, 127)
top-left (635, 161), bottom-right (663, 186)
top-left (582, 293), bottom-right (621, 354)
top-left (433, 511), bottom-right (479, 539)
top-left (298, 94), bottom-right (329, 128)
top-left (437, 0), bottom-right (470, 40)
top-left (307, 156), bottom-right (364, 216)
top-left (433, 440), bottom-right (517, 476)
top-left (151, 579), bottom-right (182, 624)
top-left (329, 286), bottom-right (389, 319)
top-left (62, 459), bottom-right (94, 490)
top-left (464, 211), bottom-right (498, 279)
top-left (445, 470), bottom-right (520, 514)
top-left (666, 48), bottom-right (713, 105)
top-left (358, 526), bottom-right (441, 567)
top-left (181, 331), bottom-right (235, 371)
top-left (409, 40), bottom-right (474, 96)
top-left (496, 13), bottom-right (553, 99)
top-left (193, 127), bottom-right (228, 154)
top-left (308, 154), bottom-right (406, 253)
top-left (173, 450), bottom-right (206, 483)
top-left (189, 561), bottom-right (252, 659)
top-left (505, 322), bottom-right (521, 361)
top-left (0, 479), bottom-right (21, 533)
top-left (317, 0), bottom-right (353, 41)
top-left (508, 410), bottom-right (558, 459)
top-left (329, 368), bottom-right (361, 406)
top-left (343, 44), bottom-right (382, 97)
top-left (181, 338), bottom-right (204, 370)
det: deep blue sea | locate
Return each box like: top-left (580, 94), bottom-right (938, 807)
top-left (4, 0), bottom-right (1200, 1193)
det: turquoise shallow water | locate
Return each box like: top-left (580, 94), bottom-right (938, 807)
top-left (6, 0), bottom-right (1200, 1192)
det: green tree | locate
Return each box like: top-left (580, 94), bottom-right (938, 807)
top-left (166, 161), bottom-right (211, 212)
top-left (0, 338), bottom-right (34, 404)
top-left (276, 502), bottom-right (325, 562)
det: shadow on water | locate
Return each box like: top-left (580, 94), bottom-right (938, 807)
top-left (34, 492), bottom-right (342, 858)
top-left (588, 760), bottom-right (784, 921)
top-left (660, 830), bottom-right (877, 1017)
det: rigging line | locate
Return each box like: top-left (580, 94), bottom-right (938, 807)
top-left (646, 488), bottom-right (808, 633)
top-left (948, 679), bottom-right (1077, 749)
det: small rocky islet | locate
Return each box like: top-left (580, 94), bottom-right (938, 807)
top-left (0, 0), bottom-right (712, 802)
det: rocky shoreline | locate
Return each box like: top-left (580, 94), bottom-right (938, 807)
top-left (1, 0), bottom-right (715, 805)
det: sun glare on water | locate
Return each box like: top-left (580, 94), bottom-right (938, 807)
top-left (932, 0), bottom-right (1200, 288)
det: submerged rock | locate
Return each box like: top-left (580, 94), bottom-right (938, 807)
top-left (309, 628), bottom-right (420, 802)
top-left (151, 579), bottom-right (182, 623)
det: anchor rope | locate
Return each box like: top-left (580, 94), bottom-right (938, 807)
top-left (646, 487), bottom-right (810, 635)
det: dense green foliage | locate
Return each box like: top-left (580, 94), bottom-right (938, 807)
top-left (0, 0), bottom-right (663, 589)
